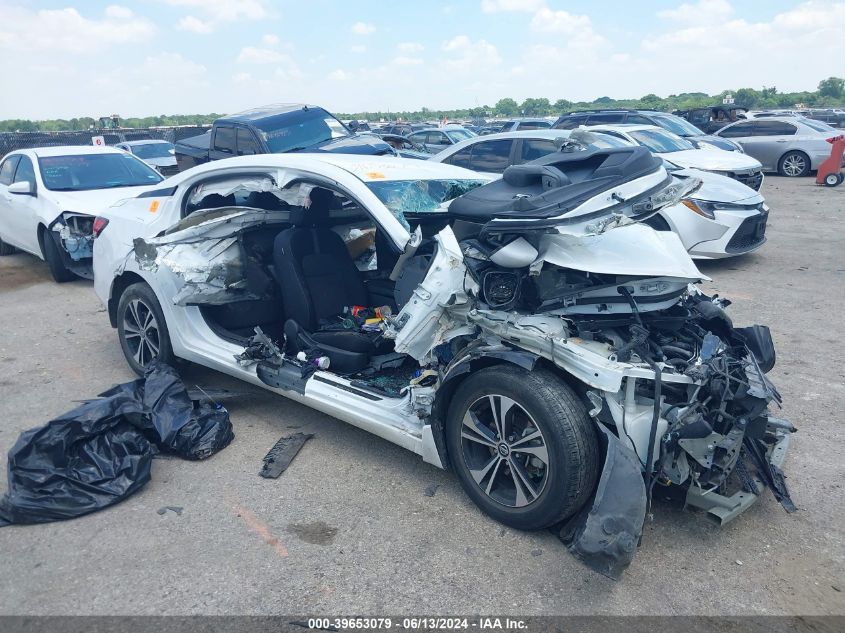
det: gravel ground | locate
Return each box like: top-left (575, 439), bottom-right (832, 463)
top-left (0, 175), bottom-right (842, 616)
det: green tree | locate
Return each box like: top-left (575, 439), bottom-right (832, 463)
top-left (519, 97), bottom-right (551, 116)
top-left (818, 76), bottom-right (845, 99)
top-left (494, 97), bottom-right (518, 117)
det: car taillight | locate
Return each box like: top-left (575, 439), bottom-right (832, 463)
top-left (92, 216), bottom-right (109, 238)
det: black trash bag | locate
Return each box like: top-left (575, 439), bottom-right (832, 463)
top-left (0, 362), bottom-right (234, 527)
top-left (100, 362), bottom-right (235, 460)
top-left (0, 395), bottom-right (153, 526)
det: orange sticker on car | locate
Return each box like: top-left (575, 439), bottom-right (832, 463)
top-left (149, 200), bottom-right (160, 213)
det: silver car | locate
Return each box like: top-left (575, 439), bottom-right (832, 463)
top-left (407, 127), bottom-right (475, 153)
top-left (115, 140), bottom-right (179, 177)
top-left (715, 116), bottom-right (838, 177)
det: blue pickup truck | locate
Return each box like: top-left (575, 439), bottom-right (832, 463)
top-left (174, 104), bottom-right (394, 172)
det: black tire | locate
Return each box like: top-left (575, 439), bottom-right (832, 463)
top-left (41, 230), bottom-right (76, 282)
top-left (0, 237), bottom-right (17, 255)
top-left (778, 151), bottom-right (811, 177)
top-left (117, 282), bottom-right (174, 376)
top-left (824, 173), bottom-right (840, 187)
top-left (445, 365), bottom-right (599, 530)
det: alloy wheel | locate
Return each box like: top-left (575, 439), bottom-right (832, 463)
top-left (460, 395), bottom-right (550, 508)
top-left (123, 298), bottom-right (161, 367)
top-left (782, 154), bottom-right (807, 176)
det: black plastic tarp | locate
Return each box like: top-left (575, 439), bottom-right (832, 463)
top-left (0, 362), bottom-right (233, 526)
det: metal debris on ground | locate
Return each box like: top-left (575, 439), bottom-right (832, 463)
top-left (423, 483), bottom-right (440, 497)
top-left (259, 432), bottom-right (315, 479)
top-left (156, 506), bottom-right (184, 516)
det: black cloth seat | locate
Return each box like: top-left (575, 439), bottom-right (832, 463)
top-left (273, 187), bottom-right (379, 372)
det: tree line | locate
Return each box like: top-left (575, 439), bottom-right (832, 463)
top-left (1, 78), bottom-right (842, 132)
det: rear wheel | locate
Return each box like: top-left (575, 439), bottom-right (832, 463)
top-left (0, 237), bottom-right (16, 255)
top-left (445, 365), bottom-right (599, 530)
top-left (117, 282), bottom-right (174, 375)
top-left (824, 172), bottom-right (841, 187)
top-left (41, 231), bottom-right (76, 282)
top-left (778, 151), bottom-right (810, 177)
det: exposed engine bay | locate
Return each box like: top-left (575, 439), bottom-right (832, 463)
top-left (49, 212), bottom-right (96, 278)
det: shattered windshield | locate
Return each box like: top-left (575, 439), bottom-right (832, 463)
top-left (367, 179), bottom-right (486, 228)
top-left (628, 129), bottom-right (696, 153)
top-left (256, 108), bottom-right (350, 153)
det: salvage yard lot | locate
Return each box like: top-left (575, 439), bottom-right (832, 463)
top-left (0, 176), bottom-right (842, 615)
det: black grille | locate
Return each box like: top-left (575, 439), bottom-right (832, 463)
top-left (726, 211), bottom-right (768, 253)
top-left (728, 170), bottom-right (764, 191)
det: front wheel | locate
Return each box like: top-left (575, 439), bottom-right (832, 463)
top-left (445, 365), bottom-right (600, 530)
top-left (778, 151), bottom-right (810, 177)
top-left (42, 231), bottom-right (76, 282)
top-left (117, 282), bottom-right (174, 375)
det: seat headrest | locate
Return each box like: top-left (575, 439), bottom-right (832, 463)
top-left (288, 187), bottom-right (340, 227)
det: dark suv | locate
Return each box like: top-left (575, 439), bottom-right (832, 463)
top-left (553, 110), bottom-right (743, 153)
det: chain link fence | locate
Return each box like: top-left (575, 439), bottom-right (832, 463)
top-left (0, 126), bottom-right (210, 157)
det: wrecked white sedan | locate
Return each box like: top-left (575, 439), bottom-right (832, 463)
top-left (93, 149), bottom-right (794, 578)
top-left (0, 146), bottom-right (164, 281)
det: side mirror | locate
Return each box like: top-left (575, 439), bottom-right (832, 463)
top-left (8, 181), bottom-right (34, 195)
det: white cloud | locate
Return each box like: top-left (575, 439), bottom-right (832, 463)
top-left (397, 42), bottom-right (424, 53)
top-left (657, 0), bottom-right (734, 24)
top-left (237, 46), bottom-right (287, 64)
top-left (442, 35), bottom-right (501, 71)
top-left (392, 56), bottom-right (423, 66)
top-left (328, 69), bottom-right (353, 81)
top-left (351, 45), bottom-right (367, 53)
top-left (530, 7), bottom-right (592, 33)
top-left (481, 0), bottom-right (545, 13)
top-left (0, 5), bottom-right (155, 53)
top-left (351, 22), bottom-right (376, 35)
top-left (177, 15), bottom-right (214, 34)
top-left (262, 34), bottom-right (280, 46)
top-left (166, 0), bottom-right (270, 33)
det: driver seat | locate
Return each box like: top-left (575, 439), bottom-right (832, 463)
top-left (272, 188), bottom-right (380, 373)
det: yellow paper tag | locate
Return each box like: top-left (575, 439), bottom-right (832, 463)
top-left (149, 200), bottom-right (160, 213)
top-left (365, 171), bottom-right (385, 180)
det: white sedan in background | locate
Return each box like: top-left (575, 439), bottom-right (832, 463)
top-left (0, 145), bottom-right (163, 281)
top-left (115, 140), bottom-right (179, 177)
top-left (587, 124), bottom-right (765, 191)
top-left (431, 129), bottom-right (769, 259)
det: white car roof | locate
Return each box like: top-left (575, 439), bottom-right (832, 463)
top-left (585, 124), bottom-right (664, 133)
top-left (430, 129), bottom-right (576, 161)
top-left (20, 145), bottom-right (125, 157)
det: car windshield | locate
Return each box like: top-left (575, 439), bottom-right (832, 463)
top-left (446, 129), bottom-right (474, 141)
top-left (255, 108), bottom-right (350, 153)
top-left (628, 129), bottom-right (695, 153)
top-left (37, 153), bottom-right (164, 191)
top-left (650, 114), bottom-right (705, 137)
top-left (130, 142), bottom-right (175, 159)
top-left (367, 178), bottom-right (486, 228)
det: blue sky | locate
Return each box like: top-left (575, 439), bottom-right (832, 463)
top-left (0, 0), bottom-right (842, 119)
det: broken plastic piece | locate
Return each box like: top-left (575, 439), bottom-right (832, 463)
top-left (558, 424), bottom-right (648, 580)
top-left (259, 433), bottom-right (314, 479)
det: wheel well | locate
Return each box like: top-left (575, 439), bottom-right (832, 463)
top-left (430, 356), bottom-right (587, 471)
top-left (36, 224), bottom-right (48, 258)
top-left (108, 272), bottom-right (147, 328)
top-left (780, 149), bottom-right (810, 167)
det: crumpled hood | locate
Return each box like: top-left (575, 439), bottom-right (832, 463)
top-left (660, 148), bottom-right (761, 172)
top-left (675, 168), bottom-right (764, 204)
top-left (539, 223), bottom-right (709, 281)
top-left (48, 185), bottom-right (158, 216)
